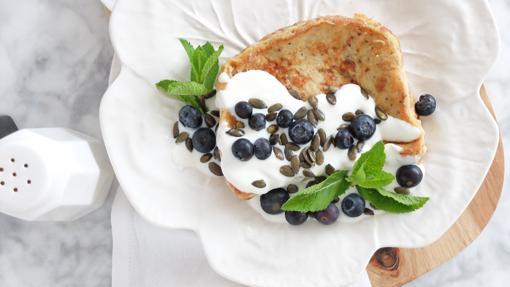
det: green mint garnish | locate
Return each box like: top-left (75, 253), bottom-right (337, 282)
top-left (282, 170), bottom-right (350, 212)
top-left (156, 39), bottom-right (224, 111)
top-left (281, 141), bottom-right (429, 213)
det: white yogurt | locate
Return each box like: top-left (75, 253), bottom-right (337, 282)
top-left (216, 70), bottom-right (422, 196)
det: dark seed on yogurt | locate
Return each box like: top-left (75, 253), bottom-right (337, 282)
top-left (325, 164), bottom-right (335, 175)
top-left (269, 133), bottom-right (280, 145)
top-left (323, 136), bottom-right (333, 152)
top-left (356, 141), bottom-right (365, 152)
top-left (200, 153), bottom-right (212, 163)
top-left (248, 98), bottom-right (267, 109)
top-left (273, 146), bottom-right (284, 160)
top-left (363, 208), bottom-right (375, 216)
top-left (318, 128), bottom-right (326, 146)
top-left (375, 106), bottom-right (388, 121)
top-left (307, 110), bottom-right (318, 126)
top-left (348, 146), bottom-right (357, 161)
top-left (284, 147), bottom-right (294, 161)
top-left (326, 93), bottom-right (337, 105)
top-left (360, 88), bottom-right (369, 99)
top-left (280, 133), bottom-right (289, 145)
top-left (303, 169), bottom-right (315, 178)
top-left (210, 110), bottom-right (220, 117)
top-left (226, 128), bottom-right (245, 137)
top-left (310, 134), bottom-right (320, 152)
top-left (266, 124), bottom-right (279, 134)
top-left (236, 121), bottom-right (245, 129)
top-left (175, 132), bottom-right (189, 143)
top-left (205, 113), bottom-right (217, 127)
top-left (172, 121), bottom-right (179, 139)
top-left (285, 142), bottom-right (300, 151)
top-left (280, 165), bottom-right (295, 177)
top-left (185, 138), bottom-right (193, 152)
top-left (316, 150), bottom-right (324, 165)
top-left (208, 162), bottom-right (223, 176)
top-left (252, 179), bottom-right (267, 188)
top-left (308, 96), bottom-right (318, 109)
top-left (290, 156), bottom-right (300, 173)
top-left (355, 109), bottom-right (364, 116)
top-left (294, 107), bottom-right (308, 120)
top-left (268, 103), bottom-right (283, 113)
top-left (287, 184), bottom-right (298, 194)
top-left (394, 186), bottom-right (410, 195)
top-left (213, 147), bottom-right (221, 161)
top-left (342, 112), bottom-right (355, 122)
top-left (265, 112), bottom-right (277, 121)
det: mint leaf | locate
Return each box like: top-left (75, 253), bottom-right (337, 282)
top-left (357, 186), bottom-right (429, 213)
top-left (201, 45), bottom-right (224, 90)
top-left (156, 80), bottom-right (208, 109)
top-left (282, 170), bottom-right (350, 212)
top-left (199, 42), bottom-right (215, 57)
top-left (351, 141), bottom-right (385, 178)
top-left (357, 170), bottom-right (395, 189)
top-left (179, 39), bottom-right (199, 81)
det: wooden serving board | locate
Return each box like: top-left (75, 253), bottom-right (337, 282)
top-left (366, 87), bottom-right (505, 286)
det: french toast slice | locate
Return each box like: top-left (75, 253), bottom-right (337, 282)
top-left (217, 14), bottom-right (425, 199)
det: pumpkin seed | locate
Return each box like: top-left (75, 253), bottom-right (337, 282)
top-left (360, 88), bottom-right (369, 99)
top-left (286, 142), bottom-right (300, 151)
top-left (236, 121), bottom-right (245, 129)
top-left (310, 134), bottom-right (320, 151)
top-left (303, 169), bottom-right (315, 178)
top-left (355, 109), bottom-right (364, 116)
top-left (290, 156), bottom-right (300, 173)
top-left (213, 147), bottom-right (221, 161)
top-left (306, 180), bottom-right (318, 188)
top-left (215, 123), bottom-right (219, 133)
top-left (252, 180), bottom-right (267, 188)
top-left (287, 184), bottom-right (298, 194)
top-left (172, 121), bottom-right (179, 139)
top-left (273, 147), bottom-right (284, 160)
top-left (323, 136), bottom-right (333, 152)
top-left (248, 98), bottom-right (267, 109)
top-left (280, 133), bottom-right (288, 145)
top-left (394, 187), bottom-right (410, 195)
top-left (307, 109), bottom-right (318, 126)
top-left (342, 112), bottom-right (355, 122)
top-left (315, 176), bottom-right (327, 183)
top-left (325, 164), bottom-right (335, 175)
top-left (267, 124), bottom-right (279, 134)
top-left (363, 208), bottom-right (375, 216)
top-left (356, 141), bottom-right (365, 152)
top-left (294, 107), bottom-right (308, 120)
top-left (326, 93), bottom-right (337, 105)
top-left (316, 150), bottom-right (324, 165)
top-left (301, 148), bottom-right (313, 166)
top-left (313, 109), bottom-right (325, 121)
top-left (269, 133), bottom-right (280, 145)
top-left (289, 89), bottom-right (300, 99)
top-left (337, 123), bottom-right (350, 130)
top-left (318, 128), bottom-right (326, 146)
top-left (200, 153), bottom-right (212, 163)
top-left (268, 103), bottom-right (283, 113)
top-left (226, 128), bottom-right (245, 137)
top-left (205, 113), bottom-right (217, 127)
top-left (348, 146), bottom-right (357, 161)
top-left (308, 96), bottom-right (318, 109)
top-left (375, 106), bottom-right (388, 121)
top-left (301, 161), bottom-right (312, 169)
top-left (284, 147), bottom-right (294, 161)
top-left (374, 118), bottom-right (382, 124)
top-left (265, 112), bottom-right (277, 121)
top-left (199, 96), bottom-right (208, 113)
top-left (204, 89), bottom-right (217, 99)
top-left (280, 165), bottom-right (295, 177)
top-left (175, 132), bottom-right (189, 143)
top-left (306, 148), bottom-right (316, 163)
top-left (210, 110), bottom-right (220, 117)
top-left (208, 162), bottom-right (223, 176)
top-left (185, 138), bottom-right (193, 152)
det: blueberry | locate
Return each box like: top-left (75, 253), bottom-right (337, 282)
top-left (231, 138), bottom-right (254, 161)
top-left (341, 193), bottom-right (366, 217)
top-left (249, 113), bottom-right (266, 131)
top-left (314, 203), bottom-right (340, 225)
top-left (260, 188), bottom-right (289, 215)
top-left (415, 94), bottom-right (436, 116)
top-left (254, 138), bottom-right (272, 160)
top-left (179, 105), bottom-right (202, 128)
top-left (285, 211), bottom-right (308, 225)
top-left (350, 114), bottom-right (376, 140)
top-left (276, 109), bottom-right (293, 128)
top-left (191, 128), bottom-right (216, 153)
top-left (235, 101), bottom-right (252, 119)
top-left (396, 165), bottom-right (423, 188)
top-left (288, 119), bottom-right (314, 144)
top-left (335, 128), bottom-right (354, 149)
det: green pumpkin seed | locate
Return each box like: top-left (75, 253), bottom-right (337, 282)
top-left (289, 89), bottom-right (300, 99)
top-left (355, 109), bottom-right (364, 116)
top-left (364, 208), bottom-right (375, 216)
top-left (310, 134), bottom-right (320, 152)
top-left (280, 133), bottom-right (288, 145)
top-left (185, 138), bottom-right (193, 152)
top-left (213, 147), bottom-right (221, 161)
top-left (360, 88), bottom-right (369, 99)
top-left (280, 165), bottom-right (295, 177)
top-left (356, 141), bottom-right (365, 152)
top-left (210, 110), bottom-right (220, 117)
top-left (313, 109), bottom-right (325, 121)
top-left (269, 133), bottom-right (280, 145)
top-left (306, 148), bottom-right (316, 163)
top-left (267, 124), bottom-right (279, 134)
top-left (318, 128), bottom-right (326, 146)
top-left (315, 176), bottom-right (327, 183)
top-left (200, 153), bottom-right (212, 163)
top-left (248, 98), bottom-right (267, 109)
top-left (342, 112), bottom-right (355, 122)
top-left (284, 147), bottom-right (294, 161)
top-left (294, 107), bottom-right (308, 120)
top-left (273, 147), bottom-right (284, 160)
top-left (227, 128), bottom-right (245, 137)
top-left (301, 148), bottom-right (313, 166)
top-left (265, 112), bottom-right (277, 121)
top-left (172, 121), bottom-right (179, 139)
top-left (348, 146), bottom-right (357, 161)
top-left (208, 162), bottom-right (223, 176)
top-left (252, 180), bottom-right (267, 188)
top-left (205, 113), bottom-right (217, 127)
top-left (286, 142), bottom-right (300, 151)
top-left (236, 121), bottom-right (245, 129)
top-left (199, 96), bottom-right (208, 113)
top-left (290, 156), bottom-right (300, 173)
top-left (268, 103), bottom-right (283, 113)
top-left (175, 132), bottom-right (189, 143)
top-left (315, 150), bottom-right (324, 165)
top-left (306, 180), bottom-right (318, 188)
top-left (325, 164), bottom-right (335, 175)
top-left (323, 136), bottom-right (333, 152)
top-left (394, 187), bottom-right (410, 195)
top-left (375, 106), bottom-right (388, 121)
top-left (326, 93), bottom-right (336, 105)
top-left (301, 161), bottom-right (312, 169)
top-left (308, 96), bottom-right (318, 109)
top-left (303, 169), bottom-right (315, 178)
top-left (307, 110), bottom-right (318, 126)
top-left (337, 123), bottom-right (350, 130)
top-left (287, 184), bottom-right (298, 194)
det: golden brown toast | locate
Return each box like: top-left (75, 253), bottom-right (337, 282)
top-left (218, 14), bottom-right (425, 199)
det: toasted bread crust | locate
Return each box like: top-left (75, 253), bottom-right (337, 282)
top-left (219, 15), bottom-right (425, 199)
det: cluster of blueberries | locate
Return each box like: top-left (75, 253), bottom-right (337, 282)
top-left (178, 105), bottom-right (216, 153)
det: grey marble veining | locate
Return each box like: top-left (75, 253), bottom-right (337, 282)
top-left (0, 0), bottom-right (509, 286)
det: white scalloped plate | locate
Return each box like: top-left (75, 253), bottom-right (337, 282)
top-left (100, 1), bottom-right (500, 286)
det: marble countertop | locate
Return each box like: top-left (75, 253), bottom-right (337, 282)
top-left (0, 0), bottom-right (508, 286)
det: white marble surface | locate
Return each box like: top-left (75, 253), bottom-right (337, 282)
top-left (0, 0), bottom-right (508, 286)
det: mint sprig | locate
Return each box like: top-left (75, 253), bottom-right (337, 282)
top-left (156, 39), bottom-right (224, 111)
top-left (281, 141), bottom-right (429, 213)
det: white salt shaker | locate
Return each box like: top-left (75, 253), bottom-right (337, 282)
top-left (0, 128), bottom-right (114, 221)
